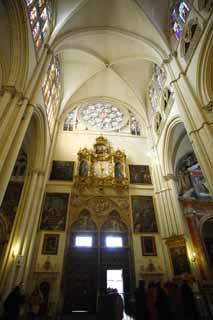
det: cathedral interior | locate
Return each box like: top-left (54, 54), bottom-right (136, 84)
top-left (0, 0), bottom-right (213, 318)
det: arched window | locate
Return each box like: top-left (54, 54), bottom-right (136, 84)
top-left (25, 0), bottom-right (51, 49)
top-left (170, 1), bottom-right (191, 40)
top-left (42, 55), bottom-right (61, 129)
top-left (148, 64), bottom-right (167, 113)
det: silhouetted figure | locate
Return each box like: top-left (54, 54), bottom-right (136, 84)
top-left (134, 280), bottom-right (148, 320)
top-left (155, 281), bottom-right (171, 320)
top-left (4, 286), bottom-right (24, 320)
top-left (112, 289), bottom-right (123, 320)
top-left (181, 281), bottom-right (197, 320)
top-left (147, 282), bottom-right (158, 320)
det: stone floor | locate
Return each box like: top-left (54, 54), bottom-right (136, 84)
top-left (61, 312), bottom-right (133, 320)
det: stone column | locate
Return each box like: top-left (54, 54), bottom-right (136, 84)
top-left (0, 86), bottom-right (16, 120)
top-left (0, 167), bottom-right (46, 296)
top-left (0, 104), bottom-right (34, 206)
top-left (14, 169), bottom-right (45, 288)
top-left (165, 59), bottom-right (213, 195)
top-left (0, 96), bottom-right (28, 173)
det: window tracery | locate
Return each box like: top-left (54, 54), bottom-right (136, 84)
top-left (63, 102), bottom-right (141, 136)
top-left (170, 1), bottom-right (191, 40)
top-left (42, 55), bottom-right (61, 129)
top-left (25, 0), bottom-right (51, 49)
top-left (148, 64), bottom-right (167, 114)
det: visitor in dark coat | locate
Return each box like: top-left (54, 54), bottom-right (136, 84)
top-left (181, 281), bottom-right (198, 320)
top-left (4, 286), bottom-right (23, 320)
top-left (134, 280), bottom-right (148, 320)
top-left (155, 281), bottom-right (171, 320)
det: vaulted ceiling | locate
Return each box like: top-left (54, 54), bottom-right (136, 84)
top-left (49, 0), bottom-right (171, 125)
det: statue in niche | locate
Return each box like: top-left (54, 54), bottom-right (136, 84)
top-left (154, 112), bottom-right (162, 134)
top-left (115, 162), bottom-right (124, 179)
top-left (177, 153), bottom-right (211, 200)
top-left (162, 87), bottom-right (172, 110)
top-left (102, 211), bottom-right (126, 232)
top-left (183, 21), bottom-right (199, 56)
top-left (79, 159), bottom-right (89, 177)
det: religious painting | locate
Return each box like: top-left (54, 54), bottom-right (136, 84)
top-left (0, 182), bottom-right (23, 232)
top-left (131, 196), bottom-right (158, 233)
top-left (129, 165), bottom-right (152, 184)
top-left (71, 210), bottom-right (97, 232)
top-left (49, 161), bottom-right (74, 181)
top-left (141, 236), bottom-right (157, 256)
top-left (170, 246), bottom-right (190, 276)
top-left (42, 234), bottom-right (59, 255)
top-left (40, 193), bottom-right (69, 231)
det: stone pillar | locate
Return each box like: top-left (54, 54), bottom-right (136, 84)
top-left (0, 86), bottom-right (16, 120)
top-left (182, 203), bottom-right (210, 280)
top-left (165, 59), bottom-right (213, 195)
top-left (0, 104), bottom-right (33, 206)
top-left (14, 169), bottom-right (45, 287)
top-left (0, 96), bottom-right (28, 173)
top-left (0, 167), bottom-right (46, 296)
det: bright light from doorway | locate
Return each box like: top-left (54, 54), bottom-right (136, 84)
top-left (75, 236), bottom-right (92, 247)
top-left (105, 236), bottom-right (123, 247)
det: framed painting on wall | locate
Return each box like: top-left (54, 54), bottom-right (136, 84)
top-left (129, 165), bottom-right (152, 184)
top-left (40, 193), bottom-right (69, 231)
top-left (49, 161), bottom-right (75, 181)
top-left (166, 236), bottom-right (191, 276)
top-left (131, 196), bottom-right (158, 233)
top-left (169, 246), bottom-right (191, 275)
top-left (141, 236), bottom-right (157, 256)
top-left (42, 234), bottom-right (59, 255)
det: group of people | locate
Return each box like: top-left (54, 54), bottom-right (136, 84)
top-left (97, 288), bottom-right (124, 320)
top-left (134, 279), bottom-right (198, 320)
top-left (0, 284), bottom-right (44, 320)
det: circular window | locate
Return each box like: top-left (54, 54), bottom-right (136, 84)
top-left (80, 102), bottom-right (125, 131)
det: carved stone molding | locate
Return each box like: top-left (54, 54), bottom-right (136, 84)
top-left (71, 195), bottom-right (129, 216)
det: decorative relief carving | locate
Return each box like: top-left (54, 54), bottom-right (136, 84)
top-left (71, 195), bottom-right (129, 216)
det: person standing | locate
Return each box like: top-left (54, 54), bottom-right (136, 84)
top-left (4, 286), bottom-right (23, 320)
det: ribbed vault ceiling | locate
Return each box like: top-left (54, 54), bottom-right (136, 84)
top-left (50, 0), bottom-right (171, 124)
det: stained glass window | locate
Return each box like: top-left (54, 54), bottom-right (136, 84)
top-left (63, 103), bottom-right (141, 135)
top-left (129, 112), bottom-right (141, 136)
top-left (42, 56), bottom-right (61, 129)
top-left (25, 0), bottom-right (51, 49)
top-left (64, 110), bottom-right (76, 131)
top-left (80, 102), bottom-right (125, 131)
top-left (170, 1), bottom-right (190, 40)
top-left (149, 64), bottom-right (166, 113)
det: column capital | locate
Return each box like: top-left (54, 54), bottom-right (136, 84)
top-left (0, 85), bottom-right (17, 97)
top-left (28, 168), bottom-right (45, 176)
top-left (164, 173), bottom-right (176, 181)
top-left (162, 51), bottom-right (177, 65)
top-left (203, 101), bottom-right (213, 113)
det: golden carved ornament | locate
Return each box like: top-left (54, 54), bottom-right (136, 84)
top-left (165, 234), bottom-right (186, 248)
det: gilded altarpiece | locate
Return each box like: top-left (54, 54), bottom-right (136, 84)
top-left (63, 136), bottom-right (132, 313)
top-left (69, 136), bottom-right (130, 232)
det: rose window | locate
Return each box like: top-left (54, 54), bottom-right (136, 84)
top-left (80, 103), bottom-right (125, 130)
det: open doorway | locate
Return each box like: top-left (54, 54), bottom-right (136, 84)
top-left (107, 269), bottom-right (123, 296)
